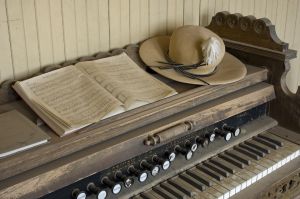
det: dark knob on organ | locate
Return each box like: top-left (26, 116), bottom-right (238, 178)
top-left (195, 136), bottom-right (209, 147)
top-left (152, 155), bottom-right (171, 170)
top-left (185, 140), bottom-right (198, 152)
top-left (127, 165), bottom-right (148, 182)
top-left (140, 160), bottom-right (160, 176)
top-left (175, 145), bottom-right (193, 160)
top-left (87, 183), bottom-right (107, 199)
top-left (223, 124), bottom-right (241, 137)
top-left (114, 170), bottom-right (134, 188)
top-left (214, 128), bottom-right (232, 141)
top-left (71, 188), bottom-right (86, 199)
top-left (101, 176), bottom-right (122, 194)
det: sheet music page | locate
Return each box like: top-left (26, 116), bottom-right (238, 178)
top-left (15, 66), bottom-right (123, 128)
top-left (76, 53), bottom-right (177, 109)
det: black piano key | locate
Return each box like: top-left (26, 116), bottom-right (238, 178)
top-left (203, 161), bottom-right (230, 177)
top-left (160, 182), bottom-right (187, 199)
top-left (244, 141), bottom-right (271, 154)
top-left (153, 186), bottom-right (177, 199)
top-left (257, 134), bottom-right (284, 147)
top-left (186, 169), bottom-right (213, 186)
top-left (140, 191), bottom-right (160, 199)
top-left (219, 153), bottom-right (245, 169)
top-left (233, 146), bottom-right (260, 160)
top-left (209, 158), bottom-right (235, 174)
top-left (239, 143), bottom-right (266, 157)
top-left (225, 150), bottom-right (251, 165)
top-left (179, 173), bottom-right (206, 191)
top-left (168, 177), bottom-right (198, 197)
top-left (196, 164), bottom-right (223, 181)
top-left (253, 137), bottom-right (279, 149)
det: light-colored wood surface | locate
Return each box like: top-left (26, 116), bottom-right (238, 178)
top-left (0, 65), bottom-right (270, 182)
top-left (0, 0), bottom-right (299, 93)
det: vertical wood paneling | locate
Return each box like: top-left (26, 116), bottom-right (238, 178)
top-left (21, 0), bottom-right (40, 74)
top-left (192, 0), bottom-right (200, 25)
top-left (167, 0), bottom-right (177, 33)
top-left (175, 0), bottom-right (184, 28)
top-left (199, 0), bottom-right (209, 26)
top-left (130, 0), bottom-right (140, 43)
top-left (98, 0), bottom-right (110, 51)
top-left (266, 0), bottom-right (278, 23)
top-left (0, 0), bottom-right (14, 81)
top-left (87, 0), bottom-right (100, 53)
top-left (109, 0), bottom-right (121, 48)
top-left (75, 0), bottom-right (89, 56)
top-left (228, 0), bottom-right (237, 13)
top-left (184, 0), bottom-right (200, 25)
top-left (222, 0), bottom-right (230, 12)
top-left (215, 0), bottom-right (223, 13)
top-left (207, 0), bottom-right (216, 24)
top-left (149, 0), bottom-right (160, 36)
top-left (276, 0), bottom-right (288, 39)
top-left (62, 0), bottom-right (78, 60)
top-left (295, 2), bottom-right (300, 86)
top-left (1, 0), bottom-right (300, 92)
top-left (50, 0), bottom-right (66, 62)
top-left (35, 0), bottom-right (53, 67)
top-left (285, 0), bottom-right (299, 93)
top-left (254, 0), bottom-right (266, 18)
top-left (6, 0), bottom-right (28, 79)
top-left (139, 0), bottom-right (149, 40)
top-left (184, 0), bottom-right (193, 25)
top-left (120, 0), bottom-right (130, 46)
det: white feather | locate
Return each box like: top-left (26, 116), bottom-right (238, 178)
top-left (202, 37), bottom-right (222, 65)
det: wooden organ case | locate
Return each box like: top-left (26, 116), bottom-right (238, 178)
top-left (0, 12), bottom-right (299, 199)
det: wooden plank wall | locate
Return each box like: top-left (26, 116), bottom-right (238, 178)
top-left (0, 0), bottom-right (299, 92)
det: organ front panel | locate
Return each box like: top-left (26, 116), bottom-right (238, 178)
top-left (0, 12), bottom-right (299, 199)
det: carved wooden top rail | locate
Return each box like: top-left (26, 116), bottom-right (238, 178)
top-left (206, 12), bottom-right (299, 133)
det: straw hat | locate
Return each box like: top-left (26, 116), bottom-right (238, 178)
top-left (139, 25), bottom-right (247, 85)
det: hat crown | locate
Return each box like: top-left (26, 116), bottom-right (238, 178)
top-left (168, 26), bottom-right (225, 70)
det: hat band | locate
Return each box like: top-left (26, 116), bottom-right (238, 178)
top-left (154, 53), bottom-right (217, 85)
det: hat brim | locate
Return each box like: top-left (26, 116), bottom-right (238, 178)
top-left (139, 36), bottom-right (247, 85)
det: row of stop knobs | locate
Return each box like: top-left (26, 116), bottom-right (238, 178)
top-left (72, 125), bottom-right (240, 199)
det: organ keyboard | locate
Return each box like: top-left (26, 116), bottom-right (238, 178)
top-left (132, 132), bottom-right (300, 199)
top-left (0, 12), bottom-right (300, 199)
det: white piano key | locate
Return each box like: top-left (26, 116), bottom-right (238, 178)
top-left (241, 181), bottom-right (247, 190)
top-left (246, 179), bottom-right (252, 187)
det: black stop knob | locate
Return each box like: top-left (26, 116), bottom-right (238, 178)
top-left (140, 160), bottom-right (160, 176)
top-left (165, 150), bottom-right (176, 162)
top-left (128, 166), bottom-right (148, 182)
top-left (205, 131), bottom-right (216, 142)
top-left (72, 188), bottom-right (86, 199)
top-left (101, 177), bottom-right (122, 195)
top-left (175, 145), bottom-right (193, 160)
top-left (214, 128), bottom-right (232, 141)
top-left (115, 171), bottom-right (134, 188)
top-left (87, 183), bottom-right (107, 199)
top-left (223, 125), bottom-right (241, 137)
top-left (195, 136), bottom-right (209, 147)
top-left (152, 155), bottom-right (171, 170)
top-left (185, 140), bottom-right (198, 152)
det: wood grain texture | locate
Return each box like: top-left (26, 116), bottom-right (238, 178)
top-left (74, 0), bottom-right (88, 56)
top-left (0, 61), bottom-right (269, 182)
top-left (6, 0), bottom-right (28, 79)
top-left (0, 84), bottom-right (275, 198)
top-left (21, 0), bottom-right (40, 74)
top-left (35, 0), bottom-right (54, 67)
top-left (207, 11), bottom-right (300, 133)
top-left (0, 0), bottom-right (14, 81)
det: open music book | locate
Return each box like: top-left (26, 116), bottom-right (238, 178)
top-left (13, 53), bottom-right (177, 137)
